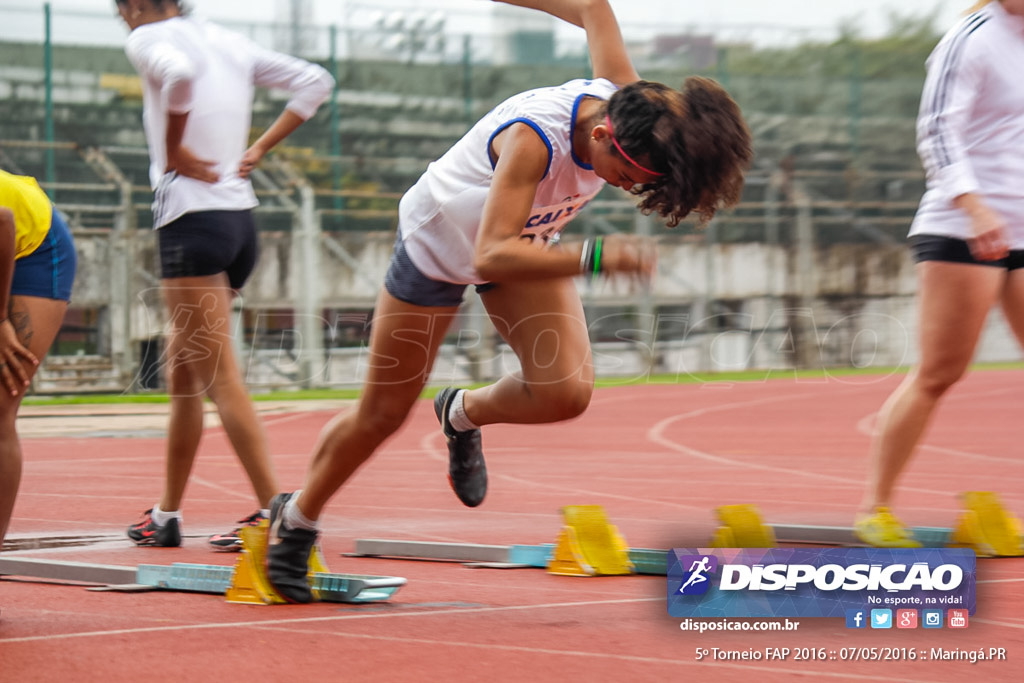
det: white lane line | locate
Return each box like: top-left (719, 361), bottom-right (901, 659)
top-left (646, 391), bottom-right (1014, 502)
top-left (855, 385), bottom-right (1024, 467)
top-left (0, 595), bottom-right (948, 682)
top-left (0, 596), bottom-right (661, 643)
top-left (417, 432), bottom-right (710, 513)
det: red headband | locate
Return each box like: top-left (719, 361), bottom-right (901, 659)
top-left (605, 115), bottom-right (664, 177)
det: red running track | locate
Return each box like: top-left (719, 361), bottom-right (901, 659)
top-left (1, 370), bottom-right (1022, 682)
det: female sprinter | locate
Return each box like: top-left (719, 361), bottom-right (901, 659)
top-left (266, 0), bottom-right (753, 602)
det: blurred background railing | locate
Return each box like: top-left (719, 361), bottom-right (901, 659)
top-left (3, 1), bottom-right (1016, 394)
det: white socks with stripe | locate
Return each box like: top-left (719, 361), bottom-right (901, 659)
top-left (284, 491), bottom-right (318, 531)
top-left (448, 389), bottom-right (480, 433)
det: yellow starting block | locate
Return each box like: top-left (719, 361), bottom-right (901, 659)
top-left (547, 505), bottom-right (634, 576)
top-left (710, 493), bottom-right (1023, 556)
top-left (949, 491), bottom-right (1024, 558)
top-left (226, 522), bottom-right (330, 604)
top-left (710, 504), bottom-right (777, 548)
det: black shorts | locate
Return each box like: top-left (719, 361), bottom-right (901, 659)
top-left (383, 236), bottom-right (494, 307)
top-left (910, 234), bottom-right (1024, 270)
top-left (158, 210), bottom-right (259, 289)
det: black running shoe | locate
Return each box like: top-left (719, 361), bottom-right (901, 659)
top-left (266, 492), bottom-right (317, 604)
top-left (208, 510), bottom-right (267, 552)
top-left (127, 509), bottom-right (182, 547)
top-left (434, 387), bottom-right (487, 507)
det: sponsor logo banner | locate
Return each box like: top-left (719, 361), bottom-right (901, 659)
top-left (667, 548), bottom-right (975, 618)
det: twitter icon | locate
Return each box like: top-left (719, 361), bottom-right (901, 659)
top-left (871, 609), bottom-right (893, 629)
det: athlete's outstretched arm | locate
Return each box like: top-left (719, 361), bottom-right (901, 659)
top-left (491, 0), bottom-right (639, 85)
top-left (474, 124), bottom-right (654, 282)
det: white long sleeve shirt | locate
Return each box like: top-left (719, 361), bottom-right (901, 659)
top-left (910, 1), bottom-right (1024, 244)
top-left (125, 16), bottom-right (333, 227)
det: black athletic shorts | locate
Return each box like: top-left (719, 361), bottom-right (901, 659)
top-left (383, 236), bottom-right (494, 307)
top-left (158, 209), bottom-right (259, 289)
top-left (909, 234), bottom-right (1024, 270)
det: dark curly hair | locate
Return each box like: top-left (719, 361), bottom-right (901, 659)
top-left (605, 78), bottom-right (752, 227)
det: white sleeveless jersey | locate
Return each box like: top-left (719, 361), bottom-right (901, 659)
top-left (398, 78), bottom-right (617, 284)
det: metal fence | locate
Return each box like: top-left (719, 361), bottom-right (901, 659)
top-left (4, 2), bottom-right (993, 393)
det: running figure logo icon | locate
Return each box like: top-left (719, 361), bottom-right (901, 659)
top-left (677, 555), bottom-right (718, 595)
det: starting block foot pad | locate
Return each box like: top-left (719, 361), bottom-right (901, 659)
top-left (137, 523), bottom-right (406, 604)
top-left (949, 491), bottom-right (1024, 558)
top-left (547, 505), bottom-right (634, 576)
top-left (711, 504), bottom-right (776, 548)
top-left (225, 524), bottom-right (304, 604)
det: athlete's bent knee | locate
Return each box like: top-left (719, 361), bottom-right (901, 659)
top-left (356, 402), bottom-right (412, 438)
top-left (915, 364), bottom-right (966, 398)
top-left (534, 382), bottom-right (593, 422)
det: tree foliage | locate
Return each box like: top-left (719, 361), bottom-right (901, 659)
top-left (719, 11), bottom-right (944, 79)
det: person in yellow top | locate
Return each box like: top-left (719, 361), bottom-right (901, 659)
top-left (0, 169), bottom-right (77, 554)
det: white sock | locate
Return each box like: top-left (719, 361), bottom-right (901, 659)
top-left (151, 505), bottom-right (181, 527)
top-left (448, 390), bottom-right (480, 433)
top-left (283, 492), bottom-right (318, 531)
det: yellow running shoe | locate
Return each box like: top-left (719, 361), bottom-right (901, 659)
top-left (854, 507), bottom-right (923, 548)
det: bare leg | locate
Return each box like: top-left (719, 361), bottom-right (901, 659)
top-left (860, 261), bottom-right (1004, 514)
top-left (0, 296), bottom-right (68, 547)
top-left (997, 268), bottom-right (1024, 347)
top-left (468, 277), bottom-right (594, 425)
top-left (296, 289), bottom-right (459, 519)
top-left (159, 305), bottom-right (205, 511)
top-left (159, 275), bottom-right (277, 510)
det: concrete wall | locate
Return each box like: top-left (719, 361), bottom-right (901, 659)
top-left (57, 228), bottom-right (1022, 391)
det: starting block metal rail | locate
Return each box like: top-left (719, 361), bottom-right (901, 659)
top-left (769, 524), bottom-right (951, 548)
top-left (0, 557), bottom-right (138, 585)
top-left (348, 539), bottom-right (513, 564)
top-left (0, 557), bottom-right (139, 585)
top-left (2, 523), bottom-right (406, 605)
top-left (350, 491), bottom-right (1024, 579)
top-left (351, 539), bottom-right (669, 575)
top-left (353, 505), bottom-right (661, 577)
top-left (0, 555), bottom-right (405, 604)
top-left (135, 562), bottom-right (406, 603)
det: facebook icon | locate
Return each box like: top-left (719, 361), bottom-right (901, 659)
top-left (845, 609), bottom-right (867, 629)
